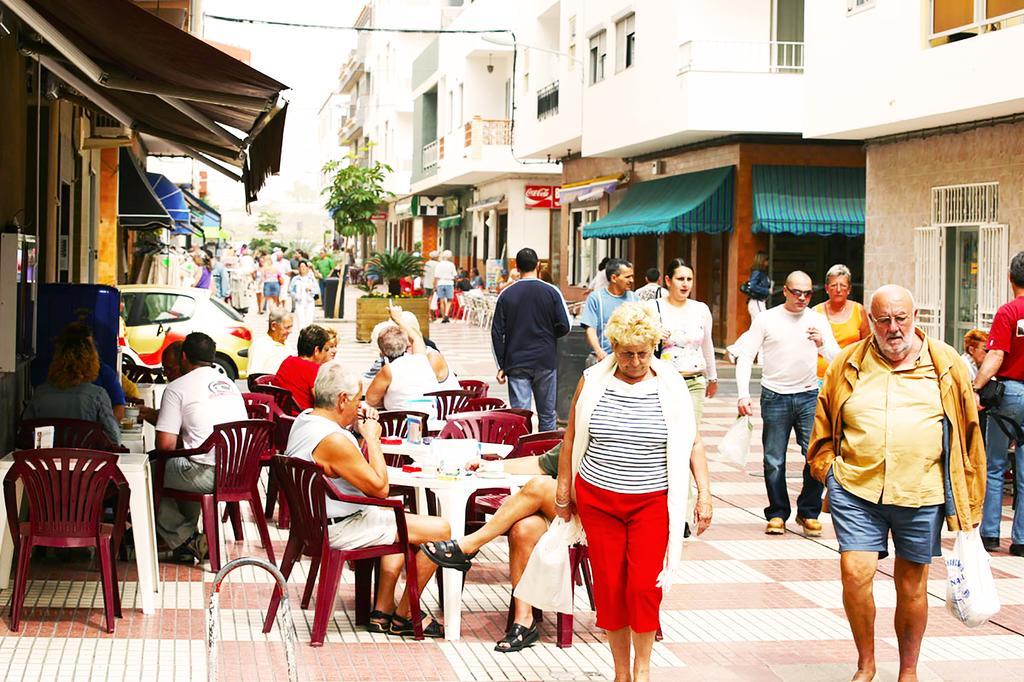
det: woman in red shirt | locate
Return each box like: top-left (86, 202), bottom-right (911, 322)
top-left (275, 325), bottom-right (338, 411)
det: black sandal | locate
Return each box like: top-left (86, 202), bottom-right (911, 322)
top-left (388, 613), bottom-right (445, 638)
top-left (422, 539), bottom-right (477, 571)
top-left (367, 610), bottom-right (393, 633)
top-left (494, 622), bottom-right (539, 653)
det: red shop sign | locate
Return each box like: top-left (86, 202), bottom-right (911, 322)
top-left (525, 185), bottom-right (560, 209)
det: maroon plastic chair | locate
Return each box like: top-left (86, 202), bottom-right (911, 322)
top-left (376, 410), bottom-right (431, 444)
top-left (252, 384), bottom-right (300, 417)
top-left (16, 418), bottom-right (129, 453)
top-left (153, 420), bottom-right (276, 572)
top-left (269, 415), bottom-right (296, 529)
top-left (493, 408), bottom-right (534, 433)
top-left (438, 412), bottom-right (529, 445)
top-left (425, 389), bottom-right (474, 420)
top-left (4, 449), bottom-right (129, 633)
top-left (247, 373), bottom-right (273, 392)
top-left (459, 397), bottom-right (506, 413)
top-left (457, 379), bottom-right (489, 399)
top-left (261, 456), bottom-right (425, 645)
top-left (242, 392), bottom-right (279, 421)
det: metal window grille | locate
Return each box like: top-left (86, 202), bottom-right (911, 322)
top-left (537, 81), bottom-right (559, 120)
top-left (931, 182), bottom-right (999, 226)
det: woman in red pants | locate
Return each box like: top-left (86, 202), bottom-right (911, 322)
top-left (555, 302), bottom-right (713, 682)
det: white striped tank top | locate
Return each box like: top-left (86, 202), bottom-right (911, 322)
top-left (578, 376), bottom-right (669, 494)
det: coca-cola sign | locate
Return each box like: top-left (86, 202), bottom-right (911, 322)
top-left (524, 185), bottom-right (560, 209)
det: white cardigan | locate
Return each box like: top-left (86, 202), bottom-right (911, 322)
top-left (570, 355), bottom-right (696, 589)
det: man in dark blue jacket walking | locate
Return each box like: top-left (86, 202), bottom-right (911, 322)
top-left (491, 248), bottom-right (572, 432)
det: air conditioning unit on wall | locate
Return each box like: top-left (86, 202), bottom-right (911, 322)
top-left (81, 113), bottom-right (131, 149)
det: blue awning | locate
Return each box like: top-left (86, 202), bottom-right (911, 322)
top-left (582, 167), bottom-right (733, 239)
top-left (752, 166), bottom-right (866, 236)
top-left (145, 172), bottom-right (195, 235)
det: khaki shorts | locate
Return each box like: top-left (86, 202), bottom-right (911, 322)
top-left (327, 506), bottom-right (398, 550)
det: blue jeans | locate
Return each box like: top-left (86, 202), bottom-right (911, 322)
top-left (506, 367), bottom-right (557, 432)
top-left (981, 379), bottom-right (1024, 543)
top-left (760, 387), bottom-right (823, 521)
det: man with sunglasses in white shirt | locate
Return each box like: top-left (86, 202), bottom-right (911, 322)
top-left (732, 271), bottom-right (840, 537)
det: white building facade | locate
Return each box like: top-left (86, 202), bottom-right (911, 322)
top-left (804, 0), bottom-right (1024, 347)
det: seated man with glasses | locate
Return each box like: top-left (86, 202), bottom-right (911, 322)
top-left (731, 271), bottom-right (840, 537)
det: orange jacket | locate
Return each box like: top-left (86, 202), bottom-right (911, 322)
top-left (807, 332), bottom-right (985, 531)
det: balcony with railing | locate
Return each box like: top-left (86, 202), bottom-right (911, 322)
top-left (537, 81), bottom-right (559, 120)
top-left (422, 139), bottom-right (439, 173)
top-left (678, 40), bottom-right (804, 74)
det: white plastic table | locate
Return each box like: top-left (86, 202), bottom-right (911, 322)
top-left (386, 465), bottom-right (532, 641)
top-left (0, 452), bottom-right (162, 614)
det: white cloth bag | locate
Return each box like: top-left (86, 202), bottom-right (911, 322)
top-left (513, 517), bottom-right (585, 613)
top-left (715, 416), bottom-right (753, 467)
top-left (945, 528), bottom-right (1001, 628)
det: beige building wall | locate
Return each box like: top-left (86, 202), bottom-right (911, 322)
top-left (864, 120), bottom-right (1024, 296)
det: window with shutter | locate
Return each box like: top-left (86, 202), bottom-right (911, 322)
top-left (914, 226), bottom-right (946, 340)
top-left (977, 223), bottom-right (1009, 330)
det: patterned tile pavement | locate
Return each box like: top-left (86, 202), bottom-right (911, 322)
top-left (1, 303), bottom-right (1023, 681)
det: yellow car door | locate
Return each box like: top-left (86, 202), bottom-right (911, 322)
top-left (124, 291), bottom-right (197, 365)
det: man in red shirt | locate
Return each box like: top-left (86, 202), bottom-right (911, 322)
top-left (275, 325), bottom-right (337, 411)
top-left (973, 250), bottom-right (1024, 556)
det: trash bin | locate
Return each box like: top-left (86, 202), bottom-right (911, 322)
top-left (229, 271), bottom-right (252, 313)
top-left (556, 327), bottom-right (591, 425)
top-left (321, 266), bottom-right (348, 320)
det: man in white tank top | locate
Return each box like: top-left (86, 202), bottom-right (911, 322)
top-left (365, 305), bottom-right (456, 416)
top-left (287, 362), bottom-right (450, 636)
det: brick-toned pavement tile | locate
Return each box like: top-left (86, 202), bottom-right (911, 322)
top-left (661, 583), bottom-right (819, 611)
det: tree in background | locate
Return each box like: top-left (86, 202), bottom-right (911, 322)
top-left (256, 210), bottom-right (279, 236)
top-left (322, 144), bottom-right (392, 257)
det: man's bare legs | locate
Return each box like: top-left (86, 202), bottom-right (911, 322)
top-left (457, 477), bottom-right (557, 555)
top-left (507, 515), bottom-right (548, 628)
top-left (373, 514), bottom-right (450, 624)
top-left (840, 550), bottom-right (879, 682)
top-left (892, 556), bottom-right (930, 682)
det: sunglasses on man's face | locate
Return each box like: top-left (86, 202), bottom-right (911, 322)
top-left (785, 286), bottom-right (813, 299)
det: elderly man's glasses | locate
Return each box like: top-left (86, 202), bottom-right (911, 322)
top-left (615, 350), bottom-right (651, 362)
top-left (785, 286), bottom-right (813, 299)
top-left (872, 314), bottom-right (911, 327)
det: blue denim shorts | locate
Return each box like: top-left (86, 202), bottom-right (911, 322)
top-left (435, 284), bottom-right (454, 300)
top-left (826, 468), bottom-right (943, 565)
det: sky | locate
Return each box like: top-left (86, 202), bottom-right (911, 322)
top-left (152, 0), bottom-right (363, 243)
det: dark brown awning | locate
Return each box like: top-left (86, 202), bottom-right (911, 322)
top-left (5, 0), bottom-right (289, 203)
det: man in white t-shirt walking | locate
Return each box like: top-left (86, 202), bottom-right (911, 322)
top-left (433, 250), bottom-right (459, 323)
top-left (732, 271), bottom-right (839, 537)
top-left (422, 250), bottom-right (439, 302)
top-left (155, 332), bottom-right (247, 562)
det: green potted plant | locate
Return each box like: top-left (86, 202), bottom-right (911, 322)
top-left (355, 250), bottom-right (430, 342)
top-left (364, 250), bottom-right (424, 296)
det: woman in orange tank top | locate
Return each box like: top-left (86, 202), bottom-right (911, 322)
top-left (814, 264), bottom-right (870, 378)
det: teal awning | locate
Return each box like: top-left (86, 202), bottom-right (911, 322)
top-left (752, 166), bottom-right (865, 236)
top-left (438, 215), bottom-right (462, 229)
top-left (582, 167), bottom-right (733, 239)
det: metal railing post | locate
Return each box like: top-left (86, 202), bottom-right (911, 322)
top-left (207, 557), bottom-right (299, 682)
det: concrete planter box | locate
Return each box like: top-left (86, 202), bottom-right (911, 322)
top-left (355, 295), bottom-right (431, 342)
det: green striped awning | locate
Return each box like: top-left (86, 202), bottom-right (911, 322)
top-left (582, 166), bottom-right (733, 239)
top-left (752, 166), bottom-right (865, 236)
top-left (438, 215), bottom-right (462, 229)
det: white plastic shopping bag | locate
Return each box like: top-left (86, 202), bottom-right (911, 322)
top-left (945, 528), bottom-right (1001, 627)
top-left (513, 516), bottom-right (584, 613)
top-left (429, 292), bottom-right (439, 312)
top-left (715, 416), bottom-right (753, 467)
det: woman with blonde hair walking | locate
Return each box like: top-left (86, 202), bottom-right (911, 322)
top-left (555, 303), bottom-right (713, 682)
